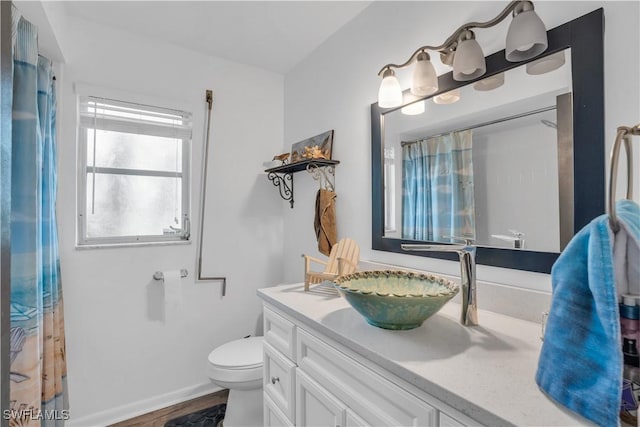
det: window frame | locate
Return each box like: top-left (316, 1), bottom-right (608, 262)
top-left (76, 95), bottom-right (192, 247)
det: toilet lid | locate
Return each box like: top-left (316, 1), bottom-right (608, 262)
top-left (208, 336), bottom-right (264, 369)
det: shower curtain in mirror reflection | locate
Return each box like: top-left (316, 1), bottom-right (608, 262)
top-left (10, 11), bottom-right (68, 426)
top-left (402, 130), bottom-right (476, 242)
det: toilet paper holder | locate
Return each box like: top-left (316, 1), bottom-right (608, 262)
top-left (153, 269), bottom-right (188, 281)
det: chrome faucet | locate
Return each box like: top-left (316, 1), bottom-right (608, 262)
top-left (401, 240), bottom-right (478, 326)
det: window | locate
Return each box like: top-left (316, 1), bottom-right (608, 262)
top-left (77, 96), bottom-right (191, 246)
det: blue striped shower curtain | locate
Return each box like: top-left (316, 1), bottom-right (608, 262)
top-left (402, 130), bottom-right (476, 242)
top-left (10, 8), bottom-right (68, 426)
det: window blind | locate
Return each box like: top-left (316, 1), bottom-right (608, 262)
top-left (79, 96), bottom-right (192, 140)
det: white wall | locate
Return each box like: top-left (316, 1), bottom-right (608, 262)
top-left (283, 1), bottom-right (640, 291)
top-left (52, 15), bottom-right (284, 424)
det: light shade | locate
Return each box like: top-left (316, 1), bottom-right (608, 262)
top-left (433, 89), bottom-right (461, 105)
top-left (505, 8), bottom-right (547, 62)
top-left (473, 72), bottom-right (505, 91)
top-left (401, 100), bottom-right (425, 115)
top-left (452, 31), bottom-right (486, 81)
top-left (526, 50), bottom-right (565, 75)
top-left (411, 52), bottom-right (438, 97)
top-left (378, 69), bottom-right (403, 108)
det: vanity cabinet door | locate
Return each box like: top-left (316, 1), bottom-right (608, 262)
top-left (264, 393), bottom-right (294, 427)
top-left (296, 369), bottom-right (346, 427)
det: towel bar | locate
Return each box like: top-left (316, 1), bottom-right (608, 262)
top-left (153, 269), bottom-right (188, 281)
top-left (609, 124), bottom-right (640, 232)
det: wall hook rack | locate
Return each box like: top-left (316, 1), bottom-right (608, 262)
top-left (306, 162), bottom-right (336, 192)
top-left (265, 159), bottom-right (339, 208)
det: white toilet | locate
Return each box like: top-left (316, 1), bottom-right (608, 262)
top-left (206, 336), bottom-right (264, 427)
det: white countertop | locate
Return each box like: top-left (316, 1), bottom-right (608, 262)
top-left (257, 283), bottom-right (593, 427)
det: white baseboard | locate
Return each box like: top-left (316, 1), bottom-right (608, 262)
top-left (67, 382), bottom-right (222, 427)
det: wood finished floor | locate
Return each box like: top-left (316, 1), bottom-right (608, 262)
top-left (109, 389), bottom-right (228, 427)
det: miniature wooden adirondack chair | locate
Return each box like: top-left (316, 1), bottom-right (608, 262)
top-left (303, 238), bottom-right (360, 291)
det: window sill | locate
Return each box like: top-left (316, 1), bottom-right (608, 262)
top-left (75, 239), bottom-right (191, 250)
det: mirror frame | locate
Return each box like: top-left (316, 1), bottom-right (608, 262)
top-left (371, 8), bottom-right (604, 274)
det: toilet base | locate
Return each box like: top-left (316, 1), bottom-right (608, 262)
top-left (222, 387), bottom-right (263, 427)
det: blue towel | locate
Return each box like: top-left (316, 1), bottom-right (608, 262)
top-left (536, 200), bottom-right (640, 426)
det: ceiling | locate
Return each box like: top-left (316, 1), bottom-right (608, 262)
top-left (60, 1), bottom-right (372, 74)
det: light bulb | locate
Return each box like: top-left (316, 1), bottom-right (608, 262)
top-left (473, 73), bottom-right (505, 91)
top-left (401, 101), bottom-right (425, 115)
top-left (452, 30), bottom-right (486, 81)
top-left (526, 50), bottom-right (565, 75)
top-left (506, 3), bottom-right (547, 62)
top-left (378, 69), bottom-right (403, 108)
top-left (433, 89), bottom-right (461, 105)
top-left (411, 52), bottom-right (438, 97)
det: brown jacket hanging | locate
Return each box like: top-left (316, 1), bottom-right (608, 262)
top-left (314, 189), bottom-right (337, 256)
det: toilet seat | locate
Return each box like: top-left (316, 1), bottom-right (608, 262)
top-left (206, 337), bottom-right (264, 387)
top-left (208, 336), bottom-right (263, 369)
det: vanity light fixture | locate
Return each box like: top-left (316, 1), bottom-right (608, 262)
top-left (526, 50), bottom-right (565, 75)
top-left (473, 72), bottom-right (505, 91)
top-left (433, 88), bottom-right (461, 105)
top-left (452, 30), bottom-right (486, 81)
top-left (401, 100), bottom-right (426, 115)
top-left (378, 68), bottom-right (403, 108)
top-left (376, 0), bottom-right (547, 108)
top-left (505, 1), bottom-right (548, 61)
top-left (411, 52), bottom-right (438, 96)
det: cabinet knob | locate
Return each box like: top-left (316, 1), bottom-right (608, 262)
top-left (270, 376), bottom-right (280, 384)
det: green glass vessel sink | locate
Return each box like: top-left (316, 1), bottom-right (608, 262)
top-left (333, 270), bottom-right (459, 330)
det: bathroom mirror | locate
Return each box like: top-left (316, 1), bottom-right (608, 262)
top-left (383, 52), bottom-right (573, 253)
top-left (371, 9), bottom-right (604, 273)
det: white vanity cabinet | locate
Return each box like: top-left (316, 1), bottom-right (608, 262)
top-left (262, 305), bottom-right (476, 427)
